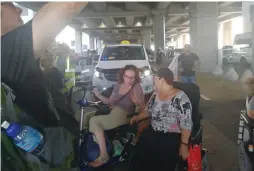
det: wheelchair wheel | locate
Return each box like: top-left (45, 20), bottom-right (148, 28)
top-left (238, 142), bottom-right (252, 171)
top-left (202, 149), bottom-right (209, 171)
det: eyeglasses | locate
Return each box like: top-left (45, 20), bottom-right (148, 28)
top-left (124, 75), bottom-right (135, 80)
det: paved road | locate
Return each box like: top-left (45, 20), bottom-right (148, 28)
top-left (72, 72), bottom-right (244, 171)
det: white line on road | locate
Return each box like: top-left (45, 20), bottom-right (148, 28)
top-left (201, 94), bottom-right (210, 100)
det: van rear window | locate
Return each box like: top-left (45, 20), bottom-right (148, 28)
top-left (100, 46), bottom-right (146, 61)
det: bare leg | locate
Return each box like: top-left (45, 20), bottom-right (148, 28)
top-left (94, 131), bottom-right (109, 159)
top-left (89, 131), bottom-right (109, 167)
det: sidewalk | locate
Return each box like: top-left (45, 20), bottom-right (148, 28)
top-left (202, 120), bottom-right (238, 171)
top-left (197, 72), bottom-right (245, 101)
top-left (197, 73), bottom-right (242, 171)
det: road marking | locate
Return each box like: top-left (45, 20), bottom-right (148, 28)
top-left (201, 94), bottom-right (210, 100)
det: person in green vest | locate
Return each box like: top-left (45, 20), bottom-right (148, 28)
top-left (54, 44), bottom-right (76, 113)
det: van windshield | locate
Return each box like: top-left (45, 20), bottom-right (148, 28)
top-left (100, 46), bottom-right (146, 61)
top-left (233, 39), bottom-right (252, 51)
top-left (234, 39), bottom-right (252, 46)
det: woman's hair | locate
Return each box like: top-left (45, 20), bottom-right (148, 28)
top-left (40, 51), bottom-right (54, 69)
top-left (117, 65), bottom-right (141, 84)
top-left (244, 77), bottom-right (254, 95)
top-left (155, 68), bottom-right (174, 85)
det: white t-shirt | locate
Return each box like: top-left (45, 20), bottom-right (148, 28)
top-left (246, 96), bottom-right (254, 114)
top-left (168, 55), bottom-right (179, 81)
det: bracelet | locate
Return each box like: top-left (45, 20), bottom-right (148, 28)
top-left (181, 141), bottom-right (189, 147)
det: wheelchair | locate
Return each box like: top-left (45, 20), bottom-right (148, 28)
top-left (173, 82), bottom-right (208, 171)
top-left (238, 110), bottom-right (254, 171)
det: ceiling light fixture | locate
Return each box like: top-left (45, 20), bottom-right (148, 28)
top-left (117, 21), bottom-right (124, 27)
top-left (135, 21), bottom-right (142, 27)
top-left (82, 24), bottom-right (88, 28)
top-left (99, 22), bottom-right (107, 28)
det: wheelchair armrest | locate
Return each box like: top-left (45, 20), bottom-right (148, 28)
top-left (191, 125), bottom-right (203, 144)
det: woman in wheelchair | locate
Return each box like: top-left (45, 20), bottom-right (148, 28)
top-left (130, 68), bottom-right (193, 171)
top-left (85, 65), bottom-right (145, 167)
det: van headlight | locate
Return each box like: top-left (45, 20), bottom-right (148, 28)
top-left (140, 70), bottom-right (151, 78)
top-left (81, 69), bottom-right (90, 74)
top-left (94, 71), bottom-right (103, 79)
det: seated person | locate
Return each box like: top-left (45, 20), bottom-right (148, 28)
top-left (130, 68), bottom-right (193, 171)
top-left (85, 65), bottom-right (145, 167)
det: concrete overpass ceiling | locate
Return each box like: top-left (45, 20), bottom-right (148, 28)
top-left (17, 2), bottom-right (244, 43)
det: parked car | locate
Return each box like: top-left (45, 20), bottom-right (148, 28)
top-left (223, 33), bottom-right (252, 67)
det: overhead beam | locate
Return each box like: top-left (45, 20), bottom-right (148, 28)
top-left (165, 16), bottom-right (183, 26)
top-left (126, 16), bottom-right (135, 34)
top-left (102, 36), bottom-right (139, 40)
top-left (220, 6), bottom-right (242, 13)
top-left (91, 2), bottom-right (107, 11)
top-left (77, 9), bottom-right (188, 19)
top-left (156, 2), bottom-right (171, 9)
top-left (81, 26), bottom-right (152, 31)
top-left (219, 2), bottom-right (234, 8)
top-left (165, 3), bottom-right (188, 29)
top-left (218, 13), bottom-right (242, 22)
top-left (90, 33), bottom-right (140, 37)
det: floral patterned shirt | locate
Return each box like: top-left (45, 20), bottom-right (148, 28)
top-left (147, 91), bottom-right (193, 133)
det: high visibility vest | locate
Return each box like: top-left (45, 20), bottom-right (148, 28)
top-left (54, 55), bottom-right (75, 93)
top-left (62, 56), bottom-right (75, 93)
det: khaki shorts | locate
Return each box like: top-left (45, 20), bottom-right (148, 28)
top-left (84, 106), bottom-right (130, 133)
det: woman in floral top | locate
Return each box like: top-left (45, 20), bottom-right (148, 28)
top-left (130, 68), bottom-right (193, 171)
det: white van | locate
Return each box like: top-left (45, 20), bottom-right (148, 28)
top-left (92, 43), bottom-right (154, 95)
top-left (227, 32), bottom-right (252, 65)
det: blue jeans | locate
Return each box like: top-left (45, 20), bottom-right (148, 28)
top-left (181, 76), bottom-right (196, 83)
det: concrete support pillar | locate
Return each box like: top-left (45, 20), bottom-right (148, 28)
top-left (89, 36), bottom-right (95, 50)
top-left (137, 37), bottom-right (141, 44)
top-left (251, 5), bottom-right (254, 74)
top-left (75, 30), bottom-right (82, 54)
top-left (153, 14), bottom-right (165, 58)
top-left (183, 34), bottom-right (187, 45)
top-left (223, 21), bottom-right (232, 45)
top-left (143, 29), bottom-right (151, 50)
top-left (242, 2), bottom-right (254, 33)
top-left (97, 38), bottom-right (102, 54)
top-left (190, 2), bottom-right (218, 72)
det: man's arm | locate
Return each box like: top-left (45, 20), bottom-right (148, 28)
top-left (32, 2), bottom-right (88, 57)
top-left (178, 54), bottom-right (183, 72)
top-left (193, 54), bottom-right (200, 71)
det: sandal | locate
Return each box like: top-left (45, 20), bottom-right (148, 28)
top-left (89, 155), bottom-right (109, 168)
